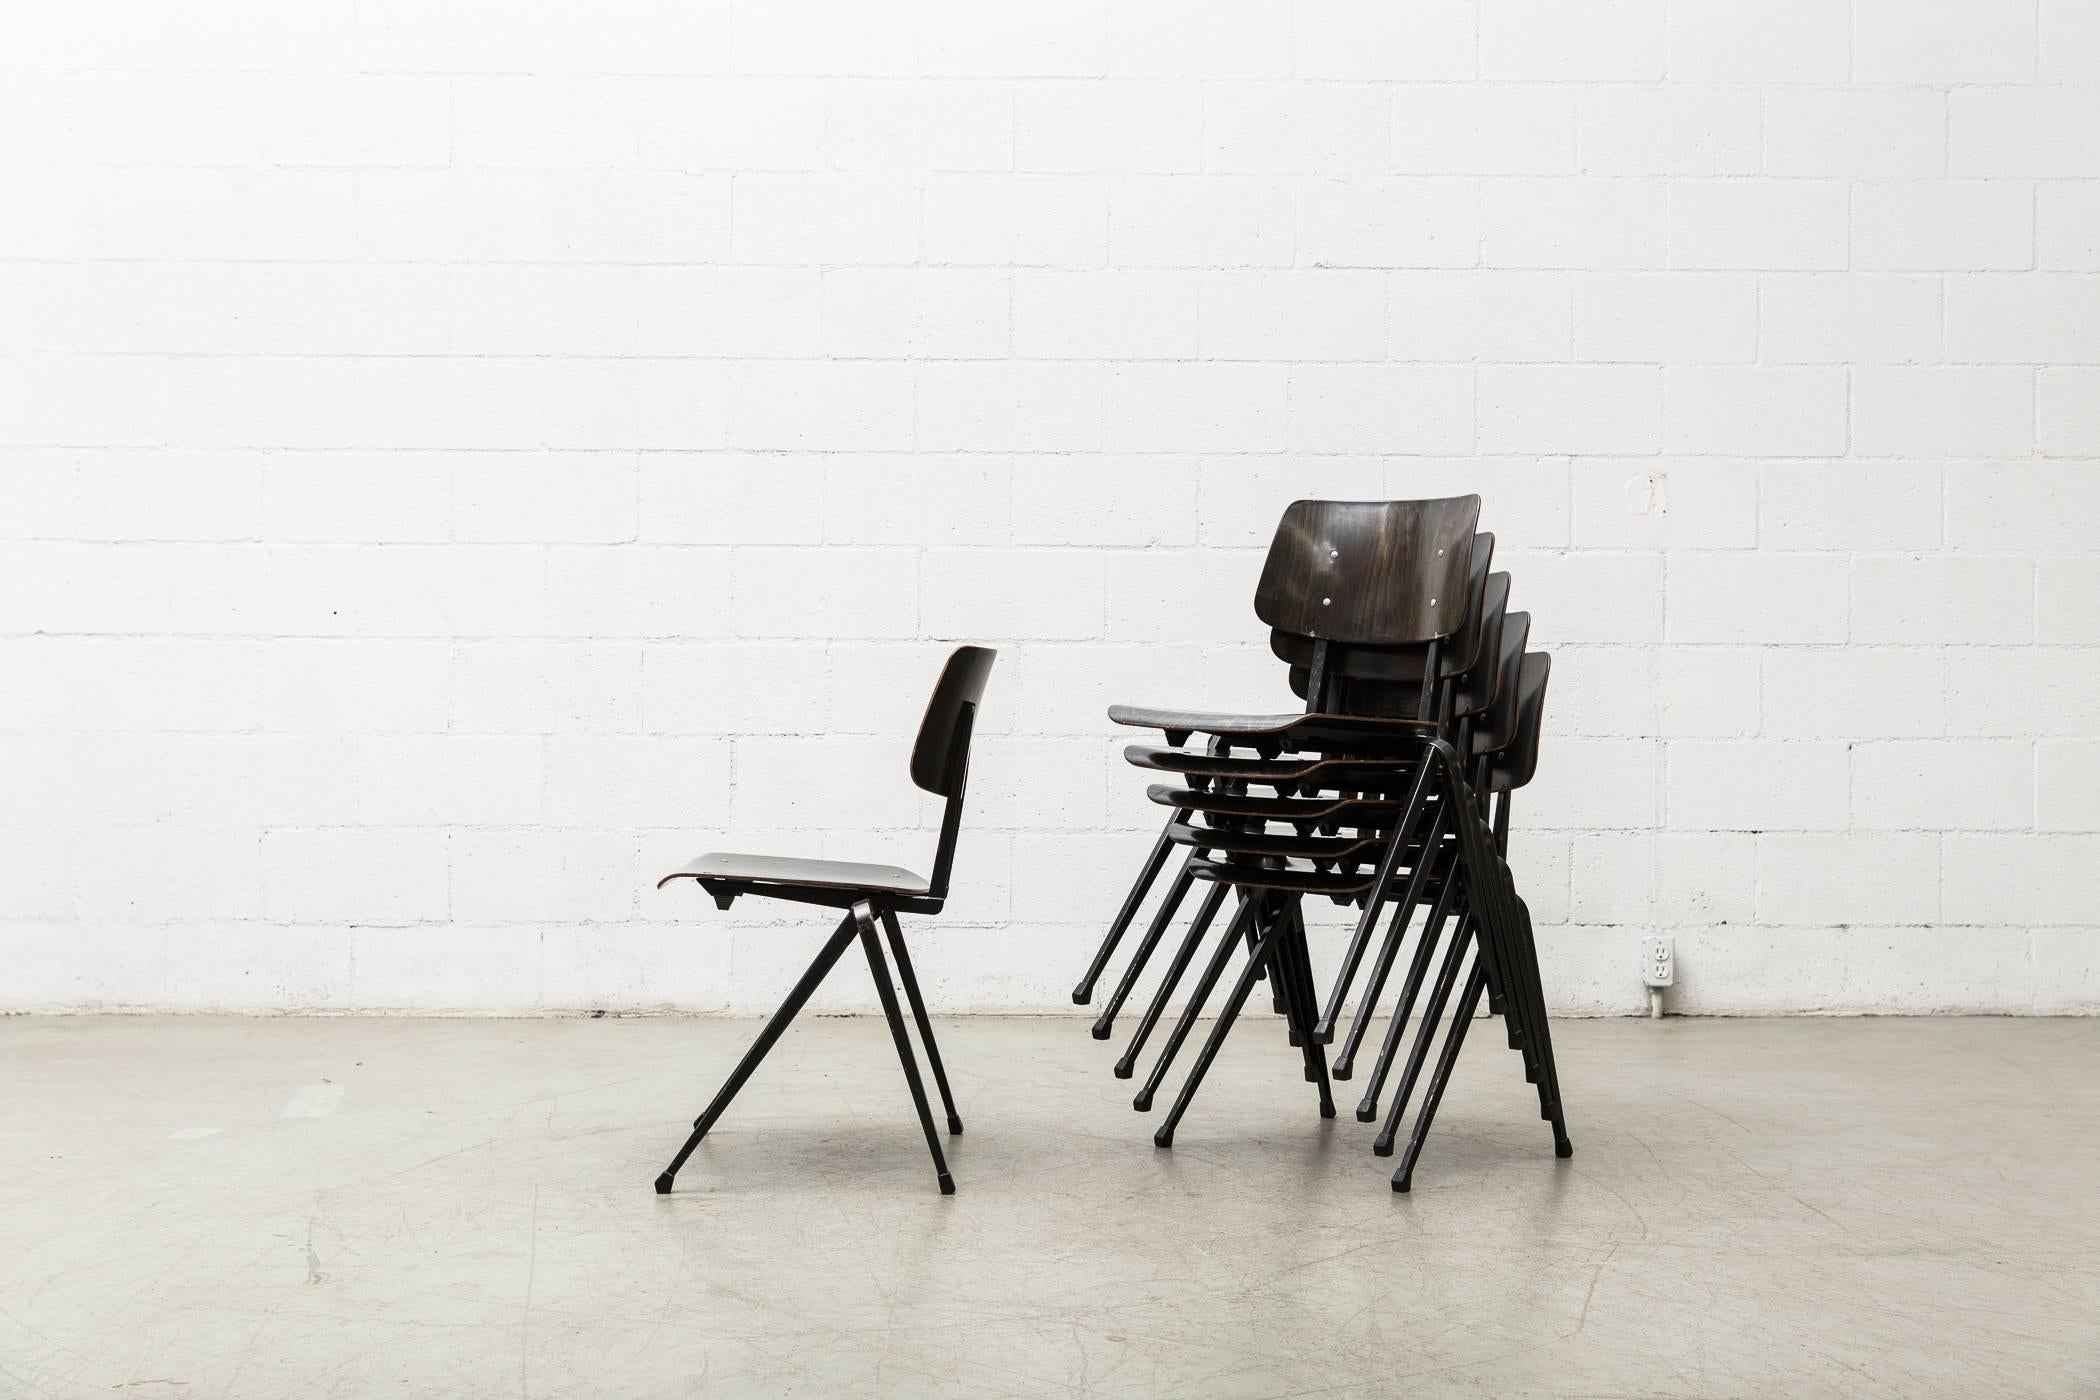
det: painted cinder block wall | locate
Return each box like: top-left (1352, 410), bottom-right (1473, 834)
top-left (2, 0), bottom-right (2097, 1015)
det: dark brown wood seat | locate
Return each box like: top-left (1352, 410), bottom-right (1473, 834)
top-left (1106, 705), bottom-right (1440, 750)
top-left (1123, 745), bottom-right (1426, 789)
top-left (659, 853), bottom-right (930, 898)
top-left (1145, 782), bottom-right (1403, 823)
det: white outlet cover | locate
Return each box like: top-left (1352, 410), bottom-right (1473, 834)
top-left (1642, 937), bottom-right (1675, 987)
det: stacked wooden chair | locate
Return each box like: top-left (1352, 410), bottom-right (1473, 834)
top-left (1073, 498), bottom-right (1570, 1191)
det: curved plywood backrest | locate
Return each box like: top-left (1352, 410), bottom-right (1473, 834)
top-left (1279, 567), bottom-right (1511, 717)
top-left (1450, 572), bottom-right (1512, 719)
top-left (1253, 497), bottom-right (1481, 645)
top-left (910, 645), bottom-right (997, 796)
top-left (1490, 652), bottom-right (1551, 792)
top-left (1470, 612), bottom-right (1531, 755)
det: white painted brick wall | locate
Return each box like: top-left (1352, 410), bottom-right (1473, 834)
top-left (2, 0), bottom-right (2097, 1017)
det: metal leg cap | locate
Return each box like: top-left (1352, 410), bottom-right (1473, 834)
top-left (1555, 1138), bottom-right (1574, 1159)
top-left (1070, 989), bottom-right (1090, 1005)
top-left (1131, 1091), bottom-right (1153, 1112)
top-left (653, 1173), bottom-right (674, 1195)
top-left (1319, 1103), bottom-right (1337, 1120)
top-left (1330, 1064), bottom-right (1353, 1082)
top-left (1354, 1104), bottom-right (1377, 1124)
top-left (1372, 1137), bottom-right (1395, 1158)
top-left (937, 1172), bottom-right (956, 1195)
top-left (1152, 1127), bottom-right (1173, 1149)
top-left (1089, 1023), bottom-right (1112, 1041)
top-left (946, 1115), bottom-right (964, 1135)
top-left (1391, 1174), bottom-right (1412, 1193)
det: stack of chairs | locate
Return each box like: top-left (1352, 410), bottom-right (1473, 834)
top-left (1073, 498), bottom-right (1570, 1191)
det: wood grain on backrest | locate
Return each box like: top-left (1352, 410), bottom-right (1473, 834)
top-left (1253, 497), bottom-right (1482, 645)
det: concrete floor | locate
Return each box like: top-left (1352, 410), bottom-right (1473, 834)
top-left (0, 1015), bottom-right (2095, 1398)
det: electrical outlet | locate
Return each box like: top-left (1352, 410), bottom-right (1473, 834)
top-left (1642, 936), bottom-right (1675, 988)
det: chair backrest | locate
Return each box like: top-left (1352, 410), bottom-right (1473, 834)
top-left (911, 645), bottom-right (997, 796)
top-left (1449, 572), bottom-right (1511, 720)
top-left (1271, 533), bottom-right (1496, 681)
top-left (1254, 496), bottom-right (1481, 645)
top-left (1470, 614), bottom-right (1531, 757)
top-left (1488, 652), bottom-right (1550, 792)
top-left (912, 645), bottom-right (995, 904)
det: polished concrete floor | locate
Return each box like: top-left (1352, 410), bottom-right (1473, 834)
top-left (0, 1014), bottom-right (2095, 1398)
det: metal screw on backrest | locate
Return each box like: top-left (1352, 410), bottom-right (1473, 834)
top-left (1322, 597), bottom-right (1331, 606)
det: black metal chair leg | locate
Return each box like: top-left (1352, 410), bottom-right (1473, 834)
top-left (1330, 896), bottom-right (1407, 1082)
top-left (1392, 961), bottom-right (1486, 1192)
top-left (1275, 901), bottom-right (1336, 1118)
top-left (1333, 812), bottom-right (1448, 1077)
top-left (656, 913), bottom-right (859, 1194)
top-left (1092, 861), bottom-right (1196, 1039)
top-left (1374, 916), bottom-right (1475, 1157)
top-left (1347, 853), bottom-right (1460, 1107)
top-left (1355, 880), bottom-right (1463, 1122)
top-left (1505, 893), bottom-right (1573, 1154)
top-left (1442, 803), bottom-right (1569, 1157)
top-left (1317, 759), bottom-right (1437, 1040)
top-left (1073, 818), bottom-right (1175, 1004)
top-left (880, 910), bottom-right (962, 1136)
top-left (858, 911), bottom-right (956, 1194)
top-left (1115, 883), bottom-right (1235, 1079)
top-left (1135, 893), bottom-right (1257, 1112)
top-left (1270, 898), bottom-right (1318, 1073)
top-left (1154, 918), bottom-right (1282, 1147)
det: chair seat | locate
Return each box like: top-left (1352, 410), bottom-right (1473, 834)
top-left (659, 852), bottom-right (931, 896)
top-left (1107, 704), bottom-right (1439, 749)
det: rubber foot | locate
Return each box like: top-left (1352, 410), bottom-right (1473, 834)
top-left (1112, 1061), bottom-right (1134, 1081)
top-left (1090, 1023), bottom-right (1112, 1041)
top-left (1354, 1104), bottom-right (1377, 1124)
top-left (1555, 1138), bottom-right (1574, 1159)
top-left (1071, 989), bottom-right (1090, 1005)
top-left (1391, 1174), bottom-right (1412, 1193)
top-left (1372, 1137), bottom-right (1394, 1158)
top-left (1131, 1091), bottom-right (1153, 1112)
top-left (653, 1173), bottom-right (673, 1195)
top-left (1287, 1032), bottom-right (1302, 1047)
top-left (1330, 1064), bottom-right (1353, 1082)
top-left (937, 1172), bottom-right (956, 1195)
top-left (1319, 1103), bottom-right (1337, 1119)
top-left (947, 1115), bottom-right (964, 1135)
top-left (1152, 1127), bottom-right (1173, 1149)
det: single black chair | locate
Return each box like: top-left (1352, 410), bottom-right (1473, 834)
top-left (653, 645), bottom-right (995, 1196)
